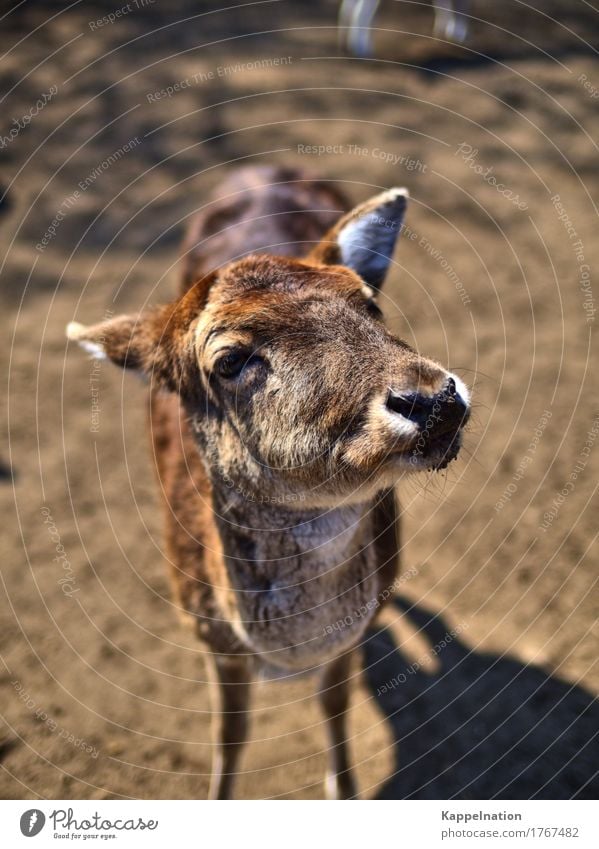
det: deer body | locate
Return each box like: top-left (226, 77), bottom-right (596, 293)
top-left (339, 0), bottom-right (470, 58)
top-left (152, 171), bottom-right (398, 676)
top-left (68, 166), bottom-right (470, 798)
top-left (211, 499), bottom-right (378, 668)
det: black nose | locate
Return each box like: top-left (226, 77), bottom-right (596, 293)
top-left (386, 378), bottom-right (469, 436)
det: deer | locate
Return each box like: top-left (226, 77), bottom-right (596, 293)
top-left (339, 0), bottom-right (470, 58)
top-left (67, 165), bottom-right (470, 799)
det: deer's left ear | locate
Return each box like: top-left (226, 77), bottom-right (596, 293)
top-left (310, 188), bottom-right (408, 289)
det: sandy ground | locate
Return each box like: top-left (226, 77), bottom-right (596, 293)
top-left (1, 0), bottom-right (598, 799)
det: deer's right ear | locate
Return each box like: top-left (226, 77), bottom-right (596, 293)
top-left (67, 314), bottom-right (152, 369)
top-left (67, 304), bottom-right (199, 395)
top-left (310, 188), bottom-right (408, 290)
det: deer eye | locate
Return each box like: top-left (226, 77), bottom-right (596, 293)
top-left (214, 349), bottom-right (261, 380)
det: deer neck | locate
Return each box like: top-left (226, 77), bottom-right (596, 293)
top-left (209, 488), bottom-right (379, 670)
top-left (211, 488), bottom-right (370, 567)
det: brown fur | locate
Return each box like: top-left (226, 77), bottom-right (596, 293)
top-left (67, 165), bottom-right (470, 798)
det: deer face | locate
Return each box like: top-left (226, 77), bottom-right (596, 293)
top-left (68, 189), bottom-right (470, 507)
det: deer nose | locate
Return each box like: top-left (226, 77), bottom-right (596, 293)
top-left (386, 377), bottom-right (470, 436)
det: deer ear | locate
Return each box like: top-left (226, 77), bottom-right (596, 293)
top-left (67, 304), bottom-right (199, 396)
top-left (67, 315), bottom-right (150, 369)
top-left (311, 188), bottom-right (408, 289)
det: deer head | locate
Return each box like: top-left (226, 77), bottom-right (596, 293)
top-left (67, 188), bottom-right (470, 507)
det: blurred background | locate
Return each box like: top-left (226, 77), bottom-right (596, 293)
top-left (1, 0), bottom-right (598, 799)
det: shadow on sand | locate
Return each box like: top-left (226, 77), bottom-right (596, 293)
top-left (363, 598), bottom-right (599, 799)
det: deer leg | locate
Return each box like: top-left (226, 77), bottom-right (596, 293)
top-left (318, 650), bottom-right (357, 799)
top-left (207, 654), bottom-right (252, 800)
top-left (433, 0), bottom-right (469, 42)
top-left (338, 0), bottom-right (356, 50)
top-left (341, 0), bottom-right (380, 58)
